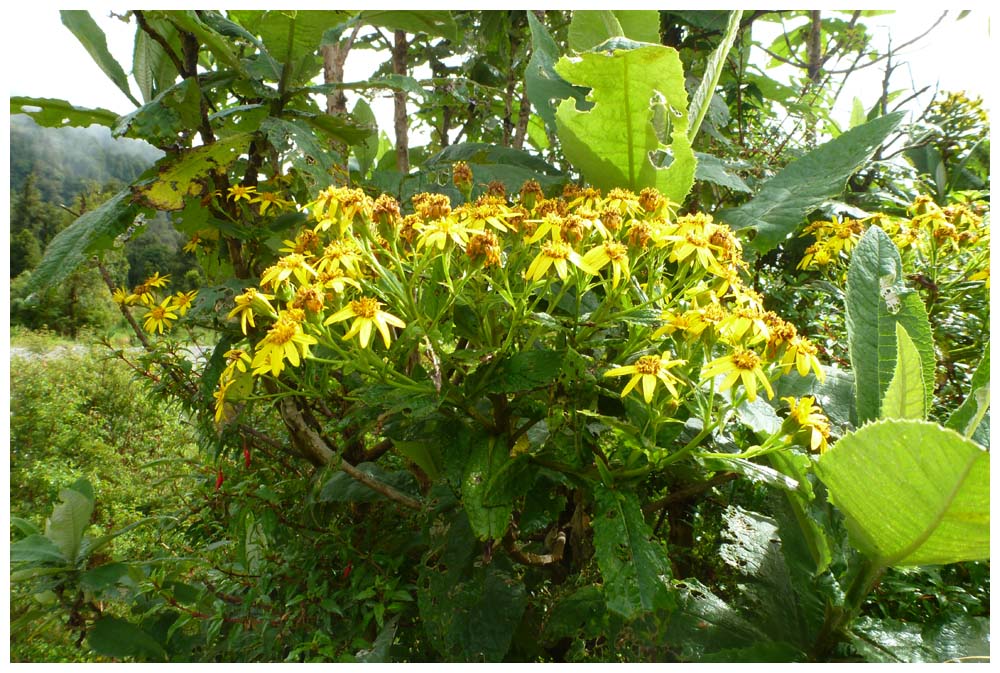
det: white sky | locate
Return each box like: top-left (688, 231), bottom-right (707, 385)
top-left (3, 6), bottom-right (994, 140)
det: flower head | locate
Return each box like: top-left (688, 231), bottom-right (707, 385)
top-left (605, 353), bottom-right (686, 403)
top-left (781, 396), bottom-right (831, 453)
top-left (172, 290), bottom-right (198, 316)
top-left (701, 347), bottom-right (774, 402)
top-left (324, 296), bottom-right (406, 348)
top-left (142, 297), bottom-right (179, 334)
top-left (251, 313), bottom-right (318, 377)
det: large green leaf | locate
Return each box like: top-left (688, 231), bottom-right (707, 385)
top-left (88, 616), bottom-right (168, 662)
top-left (721, 112), bottom-right (904, 253)
top-left (318, 462), bottom-right (419, 503)
top-left (946, 343), bottom-right (990, 447)
top-left (815, 419), bottom-right (989, 567)
top-left (60, 10), bottom-right (140, 106)
top-left (32, 188), bottom-right (141, 291)
top-left (567, 10), bottom-right (660, 52)
top-left (688, 10), bottom-right (742, 142)
top-left (592, 484), bottom-right (674, 619)
top-left (461, 432), bottom-right (513, 540)
top-left (360, 10), bottom-right (458, 41)
top-left (351, 98), bottom-right (379, 177)
top-left (158, 10), bottom-right (243, 73)
top-left (10, 97), bottom-right (119, 128)
top-left (10, 535), bottom-right (69, 565)
top-left (850, 614), bottom-right (991, 663)
top-left (554, 45), bottom-right (696, 203)
top-left (845, 227), bottom-right (935, 423)
top-left (880, 322), bottom-right (926, 420)
top-left (261, 117), bottom-right (339, 189)
top-left (44, 486), bottom-right (95, 564)
top-left (132, 133), bottom-right (252, 211)
top-left (525, 12), bottom-right (590, 133)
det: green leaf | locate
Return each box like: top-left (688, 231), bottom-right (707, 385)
top-left (849, 96), bottom-right (867, 129)
top-left (60, 10), bottom-right (139, 106)
top-left (10, 535), bottom-right (68, 565)
top-left (10, 97), bottom-right (119, 128)
top-left (701, 455), bottom-right (799, 492)
top-left (484, 349), bottom-right (566, 394)
top-left (592, 484), bottom-right (674, 619)
top-left (815, 419), bottom-right (989, 567)
top-left (285, 108), bottom-right (377, 146)
top-left (694, 152), bottom-right (752, 193)
top-left (568, 11), bottom-right (660, 52)
top-left (554, 45), bottom-right (696, 203)
top-left (45, 486), bottom-right (95, 564)
top-left (318, 463), bottom-right (419, 503)
top-left (946, 343), bottom-right (989, 446)
top-left (845, 227), bottom-right (935, 423)
top-left (525, 12), bottom-right (590, 133)
top-left (159, 10), bottom-right (243, 73)
top-left (462, 432), bottom-right (513, 540)
top-left (688, 10), bottom-right (742, 142)
top-left (80, 563), bottom-right (130, 592)
top-left (356, 615), bottom-right (400, 663)
top-left (360, 10), bottom-right (458, 41)
top-left (261, 117), bottom-right (339, 190)
top-left (541, 586), bottom-right (607, 643)
top-left (721, 112), bottom-right (905, 253)
top-left (32, 189), bottom-right (140, 291)
top-left (880, 323), bottom-right (926, 420)
top-left (132, 133), bottom-right (252, 211)
top-left (255, 10), bottom-right (351, 78)
top-left (850, 614), bottom-right (991, 663)
top-left (351, 98), bottom-right (379, 177)
top-left (768, 451), bottom-right (832, 574)
top-left (664, 579), bottom-right (774, 661)
top-left (88, 616), bottom-right (168, 662)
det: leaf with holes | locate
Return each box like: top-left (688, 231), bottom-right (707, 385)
top-left (10, 97), bottom-right (119, 128)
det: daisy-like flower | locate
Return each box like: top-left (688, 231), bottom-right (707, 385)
top-left (719, 306), bottom-right (771, 344)
top-left (228, 184), bottom-right (258, 202)
top-left (701, 347), bottom-right (774, 402)
top-left (602, 188), bottom-right (643, 220)
top-left (525, 238), bottom-right (595, 281)
top-left (669, 229), bottom-right (726, 275)
top-left (316, 239), bottom-right (364, 277)
top-left (214, 376), bottom-right (235, 424)
top-left (224, 348), bottom-right (252, 375)
top-left (111, 287), bottom-right (133, 306)
top-left (228, 288), bottom-right (277, 335)
top-left (581, 240), bottom-right (630, 288)
top-left (969, 263), bottom-right (990, 288)
top-left (172, 290), bottom-right (198, 316)
top-left (145, 271), bottom-right (171, 289)
top-left (183, 234), bottom-right (202, 254)
top-left (251, 312), bottom-right (318, 377)
top-left (324, 296), bottom-right (406, 349)
top-left (781, 396), bottom-right (832, 453)
top-left (780, 336), bottom-right (825, 381)
top-left (279, 229), bottom-right (322, 257)
top-left (252, 191), bottom-right (293, 216)
top-left (142, 297), bottom-right (179, 334)
top-left (604, 353), bottom-right (686, 403)
top-left (290, 284), bottom-right (325, 314)
top-left (466, 231), bottom-right (502, 268)
top-left (316, 269), bottom-right (362, 295)
top-left (260, 253), bottom-right (317, 290)
top-left (416, 216), bottom-right (474, 251)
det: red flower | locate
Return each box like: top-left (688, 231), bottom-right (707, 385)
top-left (215, 469), bottom-right (225, 491)
top-left (243, 446), bottom-right (251, 469)
top-left (342, 561), bottom-right (353, 580)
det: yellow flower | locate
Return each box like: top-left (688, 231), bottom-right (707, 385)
top-left (214, 376), bottom-right (235, 424)
top-left (317, 239), bottom-right (364, 277)
top-left (228, 288), bottom-right (276, 335)
top-left (260, 253), bottom-right (317, 290)
top-left (324, 296), bottom-right (406, 348)
top-left (780, 336), bottom-right (825, 381)
top-left (279, 229), bottom-right (322, 257)
top-left (605, 353), bottom-right (686, 403)
top-left (669, 229), bottom-right (726, 275)
top-left (145, 271), bottom-right (171, 289)
top-left (252, 191), bottom-right (293, 216)
top-left (142, 297), bottom-right (179, 334)
top-left (781, 396), bottom-right (831, 453)
top-left (111, 287), bottom-right (133, 306)
top-left (416, 215), bottom-right (474, 251)
top-left (316, 269), bottom-right (362, 295)
top-left (172, 290), bottom-right (198, 316)
top-left (183, 234), bottom-right (202, 254)
top-left (251, 313), bottom-right (318, 377)
top-left (969, 264), bottom-right (990, 288)
top-left (224, 348), bottom-right (252, 374)
top-left (228, 184), bottom-right (258, 202)
top-left (581, 241), bottom-right (630, 288)
top-left (701, 347), bottom-right (774, 402)
top-left (525, 239), bottom-right (593, 281)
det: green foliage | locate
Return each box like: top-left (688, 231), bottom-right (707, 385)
top-left (880, 323), bottom-right (926, 420)
top-left (60, 10), bottom-right (140, 106)
top-left (567, 11), bottom-right (660, 52)
top-left (554, 45), bottom-right (696, 202)
top-left (815, 419), bottom-right (989, 567)
top-left (10, 96), bottom-right (119, 128)
top-left (946, 343), bottom-right (990, 446)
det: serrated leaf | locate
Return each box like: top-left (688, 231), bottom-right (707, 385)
top-left (845, 227), bottom-right (935, 423)
top-left (32, 189), bottom-right (140, 291)
top-left (688, 10), bottom-right (742, 142)
top-left (701, 455), bottom-right (799, 492)
top-left (88, 616), bottom-right (168, 662)
top-left (80, 563), bottom-right (130, 592)
top-left (360, 10), bottom-right (458, 41)
top-left (721, 112), bottom-right (905, 253)
top-left (45, 487), bottom-right (95, 564)
top-left (554, 45), bottom-right (695, 203)
top-left (695, 152), bottom-right (752, 192)
top-left (132, 133), bottom-right (252, 211)
top-left (10, 97), bottom-right (119, 128)
top-left (158, 10), bottom-right (243, 73)
top-left (880, 322), bottom-right (926, 419)
top-left (815, 419), bottom-right (989, 567)
top-left (60, 10), bottom-right (139, 106)
top-left (261, 117), bottom-right (338, 189)
top-left (285, 108), bottom-right (376, 146)
top-left (593, 484), bottom-right (674, 619)
top-left (946, 343), bottom-right (989, 446)
top-left (568, 11), bottom-right (660, 52)
top-left (525, 12), bottom-right (590, 133)
top-left (485, 349), bottom-right (565, 394)
top-left (352, 98), bottom-right (379, 177)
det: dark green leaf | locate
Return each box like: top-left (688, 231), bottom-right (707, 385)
top-left (10, 97), bottom-right (119, 128)
top-left (10, 535), bottom-right (68, 565)
top-left (319, 462), bottom-right (419, 503)
top-left (542, 585), bottom-right (607, 643)
top-left (80, 563), bottom-right (130, 592)
top-left (946, 343), bottom-right (989, 447)
top-left (352, 98), bottom-right (379, 177)
top-left (694, 152), bottom-right (752, 192)
top-left (485, 349), bottom-right (566, 394)
top-left (721, 112), bottom-right (905, 253)
top-left (88, 616), bottom-right (168, 662)
top-left (360, 10), bottom-right (458, 41)
top-left (285, 108), bottom-right (376, 146)
top-left (593, 484), bottom-right (673, 619)
top-left (525, 12), bottom-right (590, 132)
top-left (462, 432), bottom-right (513, 540)
top-left (356, 615), bottom-right (400, 663)
top-left (60, 10), bottom-right (139, 106)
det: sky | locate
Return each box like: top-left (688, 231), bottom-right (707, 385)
top-left (4, 6), bottom-right (994, 142)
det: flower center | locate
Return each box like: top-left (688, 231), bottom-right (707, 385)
top-left (268, 321), bottom-right (297, 346)
top-left (731, 349), bottom-right (761, 371)
top-left (685, 232), bottom-right (709, 248)
top-left (150, 306), bottom-right (166, 319)
top-left (603, 241), bottom-right (627, 260)
top-left (634, 355), bottom-right (662, 375)
top-left (350, 297), bottom-right (380, 319)
top-left (541, 241), bottom-right (571, 260)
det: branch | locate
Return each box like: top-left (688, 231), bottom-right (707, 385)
top-left (503, 529), bottom-right (567, 566)
top-left (824, 11), bottom-right (948, 75)
top-left (641, 472), bottom-right (738, 515)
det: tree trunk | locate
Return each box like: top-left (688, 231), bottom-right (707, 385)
top-left (392, 30), bottom-right (410, 174)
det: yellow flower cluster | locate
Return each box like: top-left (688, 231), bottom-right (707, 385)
top-left (112, 272), bottom-right (198, 335)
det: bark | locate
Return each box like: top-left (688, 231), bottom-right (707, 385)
top-left (391, 30), bottom-right (410, 174)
